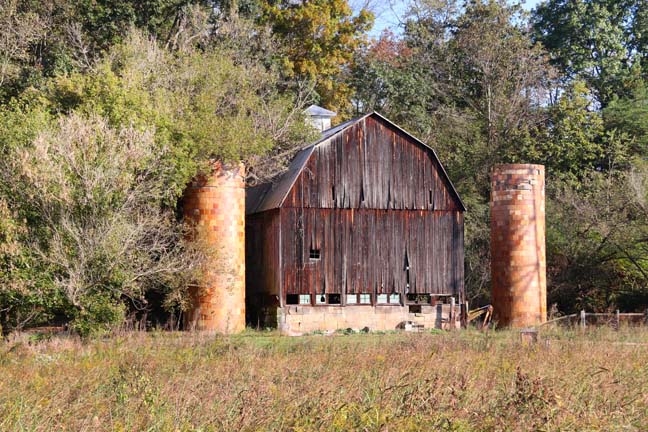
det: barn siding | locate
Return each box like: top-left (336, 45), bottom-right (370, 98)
top-left (245, 210), bottom-right (281, 323)
top-left (246, 112), bottom-right (465, 326)
top-left (280, 208), bottom-right (463, 298)
top-left (283, 116), bottom-right (462, 211)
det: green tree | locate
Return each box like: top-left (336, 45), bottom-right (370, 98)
top-left (350, 31), bottom-right (433, 125)
top-left (0, 1), bottom-right (215, 103)
top-left (524, 81), bottom-right (606, 184)
top-left (0, 0), bottom-right (44, 94)
top-left (448, 0), bottom-right (553, 156)
top-left (604, 84), bottom-right (648, 158)
top-left (532, 0), bottom-right (645, 107)
top-left (72, 0), bottom-right (209, 50)
top-left (547, 163), bottom-right (648, 313)
top-left (5, 113), bottom-right (200, 336)
top-left (0, 30), bottom-right (312, 334)
top-left (354, 0), bottom-right (552, 168)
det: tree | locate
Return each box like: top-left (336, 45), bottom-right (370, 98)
top-left (0, 30), bottom-right (313, 333)
top-left (350, 31), bottom-right (428, 122)
top-left (0, 1), bottom-right (217, 103)
top-left (532, 0), bottom-right (646, 108)
top-left (4, 114), bottom-right (201, 336)
top-left (354, 0), bottom-right (553, 167)
top-left (261, 0), bottom-right (373, 116)
top-left (604, 84), bottom-right (648, 158)
top-left (449, 0), bottom-right (553, 155)
top-left (547, 163), bottom-right (648, 313)
top-left (0, 0), bottom-right (45, 98)
top-left (523, 81), bottom-right (606, 184)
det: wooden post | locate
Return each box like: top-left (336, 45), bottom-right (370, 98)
top-left (615, 309), bottom-right (620, 331)
top-left (461, 301), bottom-right (469, 329)
top-left (580, 310), bottom-right (586, 330)
top-left (520, 328), bottom-right (538, 344)
top-left (450, 297), bottom-right (456, 330)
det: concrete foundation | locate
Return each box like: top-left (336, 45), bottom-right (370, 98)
top-left (276, 304), bottom-right (461, 335)
top-left (183, 162), bottom-right (246, 334)
top-left (490, 164), bottom-right (546, 327)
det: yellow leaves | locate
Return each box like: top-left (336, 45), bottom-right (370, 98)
top-left (263, 0), bottom-right (374, 114)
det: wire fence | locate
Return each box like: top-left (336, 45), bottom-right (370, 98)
top-left (539, 310), bottom-right (648, 330)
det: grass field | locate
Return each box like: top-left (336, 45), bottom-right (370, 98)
top-left (1, 327), bottom-right (648, 431)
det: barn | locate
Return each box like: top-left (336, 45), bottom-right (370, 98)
top-left (245, 112), bottom-right (465, 334)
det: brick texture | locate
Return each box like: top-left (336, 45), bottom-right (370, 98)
top-left (490, 164), bottom-right (546, 327)
top-left (183, 162), bottom-right (246, 334)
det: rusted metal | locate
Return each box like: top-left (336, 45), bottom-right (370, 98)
top-left (246, 113), bottom-right (465, 326)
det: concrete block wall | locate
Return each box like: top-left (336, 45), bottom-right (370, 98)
top-left (277, 304), bottom-right (461, 335)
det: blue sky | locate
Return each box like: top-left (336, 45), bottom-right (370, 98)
top-left (364, 0), bottom-right (544, 37)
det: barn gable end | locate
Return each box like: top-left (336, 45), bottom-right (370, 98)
top-left (284, 114), bottom-right (464, 212)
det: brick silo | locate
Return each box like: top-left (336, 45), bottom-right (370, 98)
top-left (183, 162), bottom-right (246, 334)
top-left (490, 164), bottom-right (546, 327)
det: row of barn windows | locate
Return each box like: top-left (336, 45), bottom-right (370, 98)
top-left (286, 293), bottom-right (452, 307)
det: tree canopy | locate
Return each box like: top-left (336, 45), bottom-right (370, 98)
top-left (1, 0), bottom-right (647, 334)
top-left (350, 0), bottom-right (648, 312)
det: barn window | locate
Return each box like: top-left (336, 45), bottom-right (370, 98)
top-left (406, 293), bottom-right (431, 304)
top-left (299, 294), bottom-right (311, 305)
top-left (409, 304), bottom-right (422, 313)
top-left (287, 294), bottom-right (314, 306)
top-left (314, 293), bottom-right (341, 305)
top-left (309, 247), bottom-right (321, 260)
top-left (327, 294), bottom-right (341, 304)
top-left (346, 293), bottom-right (371, 305)
top-left (377, 293), bottom-right (400, 304)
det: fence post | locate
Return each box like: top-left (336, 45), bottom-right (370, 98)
top-left (461, 301), bottom-right (469, 329)
top-left (580, 310), bottom-right (586, 330)
top-left (450, 297), bottom-right (456, 330)
top-left (615, 309), bottom-right (620, 331)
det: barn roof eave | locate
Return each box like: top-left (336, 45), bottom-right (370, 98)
top-left (246, 115), bottom-right (369, 215)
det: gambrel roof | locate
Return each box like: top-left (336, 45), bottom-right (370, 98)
top-left (246, 112), bottom-right (465, 214)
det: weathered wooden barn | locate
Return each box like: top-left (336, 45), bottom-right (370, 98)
top-left (245, 112), bottom-right (465, 333)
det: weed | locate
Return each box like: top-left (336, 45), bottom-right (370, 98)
top-left (1, 328), bottom-right (648, 431)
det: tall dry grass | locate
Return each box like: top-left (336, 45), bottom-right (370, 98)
top-left (1, 327), bottom-right (648, 431)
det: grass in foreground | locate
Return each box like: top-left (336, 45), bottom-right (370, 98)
top-left (1, 326), bottom-right (648, 431)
